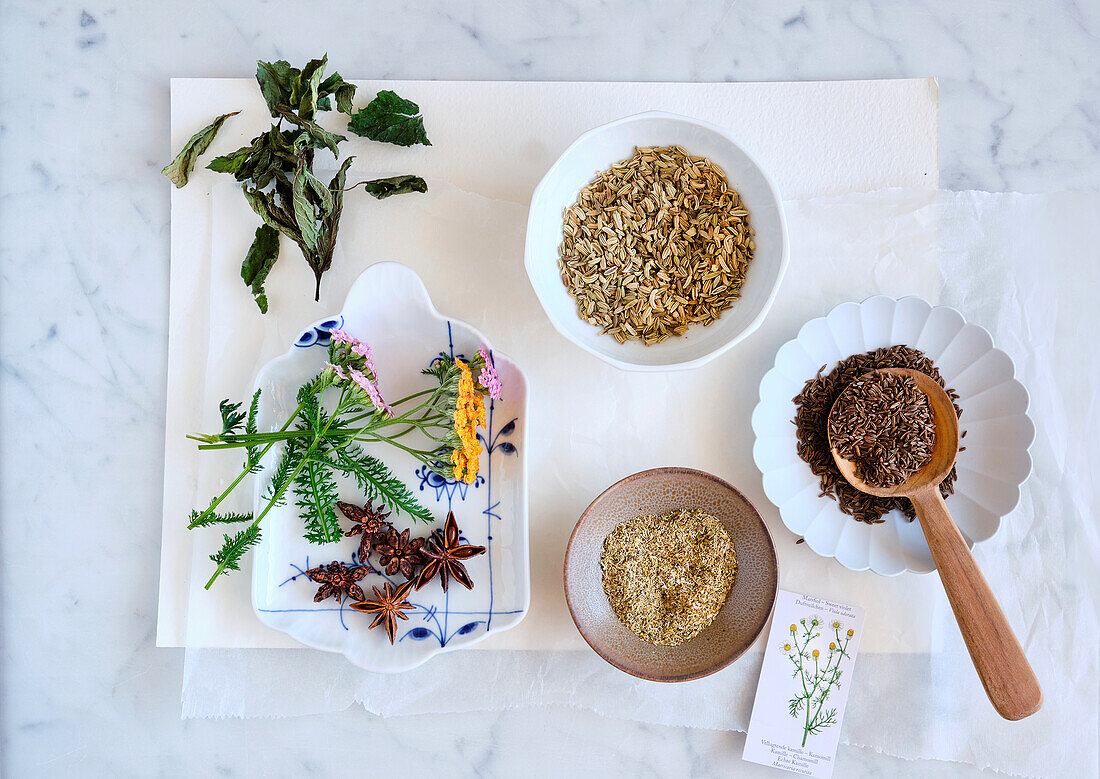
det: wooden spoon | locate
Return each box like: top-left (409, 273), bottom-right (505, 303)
top-left (828, 367), bottom-right (1042, 721)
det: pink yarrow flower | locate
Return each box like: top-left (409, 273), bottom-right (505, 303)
top-left (478, 348), bottom-right (503, 401)
top-left (330, 329), bottom-right (378, 375)
top-left (353, 343), bottom-right (376, 375)
top-left (348, 368), bottom-right (393, 417)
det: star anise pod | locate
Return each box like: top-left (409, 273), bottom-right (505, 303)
top-left (337, 500), bottom-right (392, 562)
top-left (303, 561), bottom-right (368, 603)
top-left (415, 512), bottom-right (486, 592)
top-left (375, 527), bottom-right (425, 579)
top-left (350, 580), bottom-right (416, 644)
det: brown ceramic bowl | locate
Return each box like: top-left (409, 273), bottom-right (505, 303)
top-left (563, 467), bottom-right (779, 682)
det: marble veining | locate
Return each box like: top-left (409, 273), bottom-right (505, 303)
top-left (1, 0), bottom-right (1097, 775)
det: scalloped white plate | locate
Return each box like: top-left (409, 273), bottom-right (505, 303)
top-left (751, 296), bottom-right (1034, 576)
top-left (251, 262), bottom-right (529, 671)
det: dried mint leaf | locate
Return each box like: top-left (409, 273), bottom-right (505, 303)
top-left (240, 224), bottom-right (280, 314)
top-left (296, 55), bottom-right (329, 119)
top-left (206, 141), bottom-right (255, 176)
top-left (207, 128), bottom-right (294, 188)
top-left (257, 56), bottom-right (344, 120)
top-left (292, 163), bottom-right (320, 253)
top-left (198, 58), bottom-right (426, 312)
top-left (361, 174), bottom-right (428, 199)
top-left (318, 72), bottom-right (356, 114)
top-left (274, 107), bottom-right (345, 157)
top-left (255, 60), bottom-right (300, 117)
top-left (313, 156), bottom-right (355, 300)
top-left (348, 90), bottom-right (431, 147)
top-left (162, 111), bottom-right (239, 187)
top-left (301, 168), bottom-right (335, 215)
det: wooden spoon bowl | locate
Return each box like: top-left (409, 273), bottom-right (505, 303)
top-left (828, 367), bottom-right (1042, 721)
top-left (829, 368), bottom-right (960, 498)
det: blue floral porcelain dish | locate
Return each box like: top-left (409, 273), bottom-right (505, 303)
top-left (250, 262), bottom-right (530, 672)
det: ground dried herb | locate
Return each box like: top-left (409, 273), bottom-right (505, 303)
top-left (600, 509), bottom-right (737, 646)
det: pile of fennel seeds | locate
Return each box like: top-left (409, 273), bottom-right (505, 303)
top-left (558, 145), bottom-right (755, 345)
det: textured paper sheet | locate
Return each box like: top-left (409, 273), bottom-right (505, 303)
top-left (182, 190), bottom-right (1100, 779)
top-left (158, 77), bottom-right (939, 647)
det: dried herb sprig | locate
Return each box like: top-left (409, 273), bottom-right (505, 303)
top-left (163, 56), bottom-right (431, 312)
top-left (162, 111), bottom-right (240, 188)
top-left (187, 330), bottom-right (502, 589)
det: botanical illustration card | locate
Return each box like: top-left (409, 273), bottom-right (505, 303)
top-left (742, 590), bottom-right (866, 778)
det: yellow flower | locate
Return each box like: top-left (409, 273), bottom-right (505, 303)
top-left (832, 621), bottom-right (840, 629)
top-left (812, 649), bottom-right (819, 658)
top-left (829, 642), bottom-right (836, 650)
top-left (451, 449), bottom-right (470, 484)
top-left (847, 629), bottom-right (854, 638)
top-left (783, 643), bottom-right (791, 652)
top-left (449, 359), bottom-right (486, 484)
top-left (790, 624), bottom-right (797, 632)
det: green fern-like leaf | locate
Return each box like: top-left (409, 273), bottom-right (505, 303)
top-left (209, 524), bottom-right (261, 575)
top-left (299, 395), bottom-right (322, 432)
top-left (262, 441), bottom-right (300, 506)
top-left (219, 398), bottom-right (246, 436)
top-left (788, 696), bottom-right (804, 718)
top-left (294, 455), bottom-right (342, 544)
top-left (244, 389), bottom-right (262, 470)
top-left (296, 374), bottom-right (328, 416)
top-left (298, 371), bottom-right (327, 400)
top-left (189, 508), bottom-right (253, 528)
top-left (326, 443), bottom-right (434, 523)
top-left (422, 358), bottom-right (459, 388)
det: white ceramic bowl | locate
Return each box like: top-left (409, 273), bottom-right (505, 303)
top-left (751, 296), bottom-right (1035, 576)
top-left (524, 111), bottom-right (788, 372)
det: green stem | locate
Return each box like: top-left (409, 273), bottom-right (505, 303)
top-left (202, 390), bottom-right (347, 589)
top-left (195, 393), bottom-right (451, 451)
top-left (198, 422), bottom-right (447, 463)
top-left (189, 398), bottom-right (307, 528)
top-left (189, 387), bottom-right (439, 446)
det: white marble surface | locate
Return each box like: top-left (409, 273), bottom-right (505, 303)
top-left (1, 1), bottom-right (1097, 776)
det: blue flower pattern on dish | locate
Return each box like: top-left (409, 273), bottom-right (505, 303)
top-left (294, 316), bottom-right (344, 348)
top-left (264, 320), bottom-right (519, 647)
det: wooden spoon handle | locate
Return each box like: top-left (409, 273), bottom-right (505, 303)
top-left (910, 486), bottom-right (1042, 720)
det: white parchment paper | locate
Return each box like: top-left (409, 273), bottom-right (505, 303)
top-left (184, 189), bottom-right (1100, 778)
top-left (158, 77), bottom-right (940, 648)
